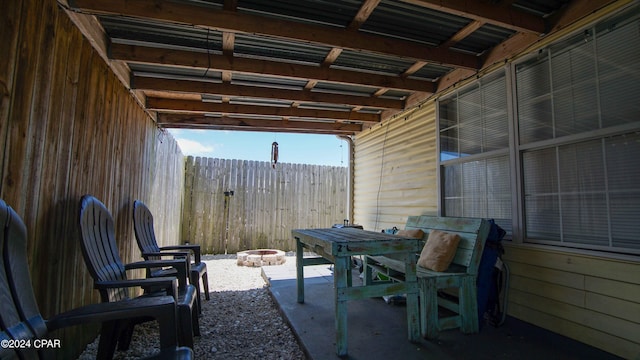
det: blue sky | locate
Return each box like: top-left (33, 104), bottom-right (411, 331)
top-left (168, 129), bottom-right (349, 167)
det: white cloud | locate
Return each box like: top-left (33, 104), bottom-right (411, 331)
top-left (175, 138), bottom-right (219, 156)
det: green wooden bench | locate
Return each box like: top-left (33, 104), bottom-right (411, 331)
top-left (364, 215), bottom-right (491, 339)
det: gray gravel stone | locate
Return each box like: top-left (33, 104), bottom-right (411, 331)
top-left (77, 255), bottom-right (306, 359)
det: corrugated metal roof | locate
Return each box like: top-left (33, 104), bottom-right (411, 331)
top-left (231, 73), bottom-right (308, 90)
top-left (513, 0), bottom-right (571, 17)
top-left (360, 0), bottom-right (471, 46)
top-left (379, 90), bottom-right (410, 101)
top-left (100, 15), bottom-right (223, 52)
top-left (228, 98), bottom-right (293, 107)
top-left (66, 0), bottom-right (580, 134)
top-left (409, 64), bottom-right (453, 82)
top-left (237, 0), bottom-right (362, 27)
top-left (130, 63), bottom-right (222, 81)
top-left (332, 49), bottom-right (416, 76)
top-left (453, 24), bottom-right (517, 56)
top-left (234, 34), bottom-right (331, 65)
top-left (297, 102), bottom-right (355, 112)
top-left (312, 82), bottom-right (378, 97)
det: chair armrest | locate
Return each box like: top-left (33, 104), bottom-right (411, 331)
top-left (46, 295), bottom-right (179, 351)
top-left (142, 251), bottom-right (192, 264)
top-left (160, 244), bottom-right (201, 263)
top-left (95, 277), bottom-right (179, 300)
top-left (125, 259), bottom-right (189, 290)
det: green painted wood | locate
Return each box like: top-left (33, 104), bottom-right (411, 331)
top-left (296, 238), bottom-right (304, 304)
top-left (292, 228), bottom-right (422, 356)
top-left (301, 256), bottom-right (333, 266)
top-left (334, 256), bottom-right (349, 356)
top-left (366, 215), bottom-right (490, 339)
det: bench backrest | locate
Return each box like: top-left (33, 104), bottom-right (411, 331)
top-left (404, 215), bottom-right (490, 275)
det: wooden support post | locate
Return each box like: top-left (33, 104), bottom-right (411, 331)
top-left (334, 255), bottom-right (350, 357)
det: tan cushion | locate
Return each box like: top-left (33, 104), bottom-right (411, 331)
top-left (396, 229), bottom-right (424, 239)
top-left (417, 230), bottom-right (461, 272)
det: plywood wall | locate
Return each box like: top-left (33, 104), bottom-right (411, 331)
top-left (0, 1), bottom-right (185, 357)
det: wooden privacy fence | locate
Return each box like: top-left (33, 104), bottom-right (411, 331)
top-left (181, 157), bottom-right (349, 254)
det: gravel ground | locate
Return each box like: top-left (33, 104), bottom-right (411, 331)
top-left (77, 254), bottom-right (306, 359)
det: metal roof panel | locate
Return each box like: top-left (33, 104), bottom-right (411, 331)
top-left (129, 63), bottom-right (222, 81)
top-left (234, 33), bottom-right (331, 65)
top-left (409, 63), bottom-right (453, 82)
top-left (237, 0), bottom-right (362, 27)
top-left (453, 24), bottom-right (517, 55)
top-left (312, 82), bottom-right (378, 97)
top-left (360, 0), bottom-right (471, 46)
top-left (100, 16), bottom-right (223, 52)
top-left (331, 49), bottom-right (416, 76)
top-left (231, 73), bottom-right (308, 90)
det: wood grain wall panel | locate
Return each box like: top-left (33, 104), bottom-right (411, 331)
top-left (0, 1), bottom-right (186, 357)
top-left (0, 1), bottom-right (22, 183)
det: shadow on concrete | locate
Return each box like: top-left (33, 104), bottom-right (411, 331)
top-left (262, 259), bottom-right (621, 360)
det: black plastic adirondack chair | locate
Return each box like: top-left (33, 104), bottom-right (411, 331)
top-left (0, 199), bottom-right (192, 360)
top-left (133, 200), bottom-right (210, 313)
top-left (78, 195), bottom-right (200, 350)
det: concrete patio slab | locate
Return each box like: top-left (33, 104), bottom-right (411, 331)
top-left (262, 256), bottom-right (621, 360)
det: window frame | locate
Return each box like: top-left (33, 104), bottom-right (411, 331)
top-left (436, 6), bottom-right (640, 255)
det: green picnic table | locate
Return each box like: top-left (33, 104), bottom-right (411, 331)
top-left (292, 227), bottom-right (422, 357)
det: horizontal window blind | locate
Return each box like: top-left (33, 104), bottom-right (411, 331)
top-left (517, 9), bottom-right (640, 252)
top-left (439, 71), bottom-right (511, 233)
top-left (438, 6), bottom-right (640, 253)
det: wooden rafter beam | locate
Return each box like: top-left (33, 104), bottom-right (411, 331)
top-left (323, 48), bottom-right (344, 67)
top-left (110, 43), bottom-right (436, 93)
top-left (133, 76), bottom-right (405, 109)
top-left (439, 20), bottom-right (485, 49)
top-left (157, 113), bottom-right (362, 134)
top-left (400, 0), bottom-right (546, 34)
top-left (403, 61), bottom-right (428, 77)
top-left (348, 0), bottom-right (382, 30)
top-left (146, 97), bottom-right (381, 123)
top-left (68, 0), bottom-right (480, 69)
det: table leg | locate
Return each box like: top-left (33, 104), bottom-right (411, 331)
top-left (296, 238), bottom-right (304, 304)
top-left (404, 252), bottom-right (420, 342)
top-left (334, 255), bottom-right (349, 356)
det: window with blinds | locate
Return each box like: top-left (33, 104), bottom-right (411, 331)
top-left (439, 71), bottom-right (512, 233)
top-left (517, 9), bottom-right (640, 251)
top-left (437, 6), bottom-right (640, 253)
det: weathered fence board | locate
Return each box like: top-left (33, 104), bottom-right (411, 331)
top-left (182, 157), bottom-right (349, 253)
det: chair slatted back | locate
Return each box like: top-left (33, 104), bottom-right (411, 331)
top-left (78, 195), bottom-right (129, 302)
top-left (132, 200), bottom-right (162, 257)
top-left (0, 200), bottom-right (49, 359)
